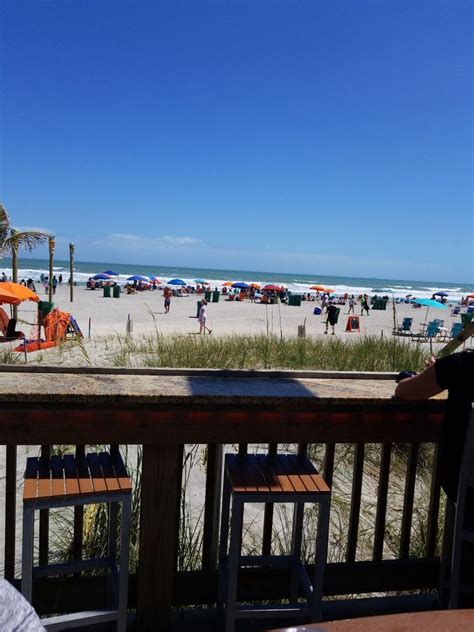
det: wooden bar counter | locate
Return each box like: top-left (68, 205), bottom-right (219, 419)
top-left (0, 367), bottom-right (446, 631)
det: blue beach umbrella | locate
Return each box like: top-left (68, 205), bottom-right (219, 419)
top-left (127, 275), bottom-right (150, 282)
top-left (92, 273), bottom-right (112, 280)
top-left (194, 278), bottom-right (209, 284)
top-left (103, 270), bottom-right (118, 276)
top-left (411, 298), bottom-right (447, 309)
top-left (433, 291), bottom-right (448, 297)
top-left (168, 278), bottom-right (186, 286)
top-left (232, 282), bottom-right (250, 289)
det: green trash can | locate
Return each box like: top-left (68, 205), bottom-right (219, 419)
top-left (289, 294), bottom-right (301, 306)
top-left (38, 301), bottom-right (54, 320)
top-left (372, 298), bottom-right (387, 310)
top-left (113, 285), bottom-right (121, 298)
top-left (205, 290), bottom-right (212, 302)
top-left (103, 285), bottom-right (111, 298)
top-left (212, 291), bottom-right (220, 303)
top-left (197, 300), bottom-right (203, 318)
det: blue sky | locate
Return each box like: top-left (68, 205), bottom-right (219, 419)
top-left (0, 1), bottom-right (472, 282)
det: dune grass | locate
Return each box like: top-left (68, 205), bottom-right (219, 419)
top-left (110, 332), bottom-right (429, 372)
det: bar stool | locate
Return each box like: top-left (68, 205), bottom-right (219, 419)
top-left (217, 452), bottom-right (331, 632)
top-left (21, 450), bottom-right (132, 631)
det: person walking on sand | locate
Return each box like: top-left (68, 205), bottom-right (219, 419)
top-left (163, 287), bottom-right (172, 314)
top-left (361, 294), bottom-right (370, 316)
top-left (198, 299), bottom-right (212, 335)
top-left (348, 296), bottom-right (356, 314)
top-left (324, 301), bottom-right (338, 335)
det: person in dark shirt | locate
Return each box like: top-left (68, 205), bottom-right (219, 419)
top-left (324, 302), bottom-right (338, 335)
top-left (395, 350), bottom-right (474, 501)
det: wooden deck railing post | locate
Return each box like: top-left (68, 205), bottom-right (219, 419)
top-left (373, 443), bottom-right (392, 561)
top-left (400, 443), bottom-right (419, 559)
top-left (137, 443), bottom-right (182, 631)
top-left (347, 443), bottom-right (365, 563)
top-left (202, 443), bottom-right (223, 570)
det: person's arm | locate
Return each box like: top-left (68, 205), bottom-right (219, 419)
top-left (394, 363), bottom-right (444, 400)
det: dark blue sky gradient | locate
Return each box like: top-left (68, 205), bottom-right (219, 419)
top-left (1, 1), bottom-right (472, 282)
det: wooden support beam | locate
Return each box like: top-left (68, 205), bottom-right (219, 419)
top-left (137, 444), bottom-right (182, 631)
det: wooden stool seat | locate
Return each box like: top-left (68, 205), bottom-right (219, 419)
top-left (24, 452), bottom-right (132, 503)
top-left (218, 452), bottom-right (331, 632)
top-left (21, 450), bottom-right (132, 631)
top-left (226, 453), bottom-right (330, 495)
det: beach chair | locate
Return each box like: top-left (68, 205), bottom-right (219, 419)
top-left (424, 321), bottom-right (440, 341)
top-left (66, 315), bottom-right (84, 338)
top-left (451, 306), bottom-right (461, 316)
top-left (449, 322), bottom-right (464, 339)
top-left (395, 317), bottom-right (413, 335)
top-left (412, 321), bottom-right (440, 342)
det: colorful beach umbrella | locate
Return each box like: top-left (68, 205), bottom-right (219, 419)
top-left (194, 278), bottom-right (209, 284)
top-left (127, 275), bottom-right (150, 282)
top-left (168, 278), bottom-right (186, 285)
top-left (411, 298), bottom-right (447, 309)
top-left (149, 275), bottom-right (162, 282)
top-left (222, 281), bottom-right (233, 287)
top-left (92, 273), bottom-right (112, 280)
top-left (103, 270), bottom-right (118, 276)
top-left (231, 282), bottom-right (250, 289)
top-left (250, 283), bottom-right (261, 288)
top-left (262, 284), bottom-right (284, 292)
top-left (433, 291), bottom-right (448, 297)
top-left (310, 285), bottom-right (334, 293)
top-left (0, 282), bottom-right (39, 305)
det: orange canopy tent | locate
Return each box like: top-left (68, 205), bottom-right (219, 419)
top-left (0, 282), bottom-right (39, 305)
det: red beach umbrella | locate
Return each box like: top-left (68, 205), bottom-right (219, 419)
top-left (262, 284), bottom-right (284, 292)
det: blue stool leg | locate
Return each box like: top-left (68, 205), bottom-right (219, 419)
top-left (225, 496), bottom-right (243, 632)
top-left (290, 501), bottom-right (305, 602)
top-left (311, 496), bottom-right (330, 621)
top-left (21, 505), bottom-right (35, 602)
top-left (218, 470), bottom-right (232, 614)
top-left (117, 494), bottom-right (132, 632)
top-left (107, 501), bottom-right (119, 607)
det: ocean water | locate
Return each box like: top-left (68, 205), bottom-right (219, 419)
top-left (0, 257), bottom-right (472, 302)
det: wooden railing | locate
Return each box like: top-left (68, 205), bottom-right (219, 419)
top-left (0, 367), bottom-right (446, 631)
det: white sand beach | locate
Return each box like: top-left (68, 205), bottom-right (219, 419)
top-left (9, 284), bottom-right (471, 366)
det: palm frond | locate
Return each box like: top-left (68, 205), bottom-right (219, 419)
top-left (0, 204), bottom-right (11, 246)
top-left (3, 230), bottom-right (50, 253)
